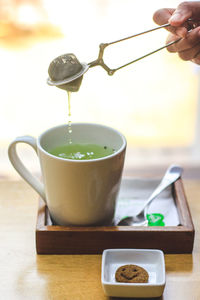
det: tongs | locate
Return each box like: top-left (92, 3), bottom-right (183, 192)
top-left (48, 22), bottom-right (185, 87)
top-left (88, 23), bottom-right (181, 76)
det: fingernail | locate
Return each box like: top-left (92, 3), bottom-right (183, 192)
top-left (169, 13), bottom-right (181, 23)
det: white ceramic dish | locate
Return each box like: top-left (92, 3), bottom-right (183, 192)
top-left (101, 249), bottom-right (165, 298)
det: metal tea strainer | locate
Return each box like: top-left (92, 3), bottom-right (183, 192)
top-left (47, 19), bottom-right (195, 91)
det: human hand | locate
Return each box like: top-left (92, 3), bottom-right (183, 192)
top-left (153, 1), bottom-right (200, 64)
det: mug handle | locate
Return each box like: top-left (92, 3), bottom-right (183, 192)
top-left (8, 136), bottom-right (46, 203)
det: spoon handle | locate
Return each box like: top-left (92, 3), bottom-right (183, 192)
top-left (140, 165), bottom-right (183, 213)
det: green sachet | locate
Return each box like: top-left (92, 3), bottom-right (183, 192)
top-left (147, 213), bottom-right (165, 226)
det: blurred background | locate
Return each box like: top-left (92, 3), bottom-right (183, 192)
top-left (1, 0), bottom-right (200, 179)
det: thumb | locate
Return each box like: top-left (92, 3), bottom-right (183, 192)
top-left (169, 1), bottom-right (200, 26)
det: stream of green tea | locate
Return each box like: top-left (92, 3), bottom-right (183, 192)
top-left (48, 91), bottom-right (115, 160)
top-left (67, 91), bottom-right (72, 144)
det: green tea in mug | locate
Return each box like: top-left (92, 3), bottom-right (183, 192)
top-left (49, 143), bottom-right (115, 160)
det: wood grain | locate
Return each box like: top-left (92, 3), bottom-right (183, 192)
top-left (1, 179), bottom-right (200, 299)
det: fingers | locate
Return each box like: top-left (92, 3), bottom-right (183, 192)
top-left (167, 2), bottom-right (200, 37)
top-left (166, 27), bottom-right (200, 52)
top-left (166, 27), bottom-right (200, 61)
top-left (153, 8), bottom-right (175, 25)
top-left (178, 43), bottom-right (200, 61)
top-left (169, 1), bottom-right (200, 26)
top-left (153, 2), bottom-right (200, 39)
top-left (169, 2), bottom-right (193, 26)
top-left (153, 2), bottom-right (200, 64)
top-left (153, 8), bottom-right (188, 37)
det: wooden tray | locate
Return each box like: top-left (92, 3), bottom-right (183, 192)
top-left (36, 178), bottom-right (194, 254)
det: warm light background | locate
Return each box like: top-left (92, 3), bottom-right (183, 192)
top-left (1, 0), bottom-right (199, 177)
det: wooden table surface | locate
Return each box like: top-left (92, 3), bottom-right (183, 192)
top-left (0, 179), bottom-right (200, 300)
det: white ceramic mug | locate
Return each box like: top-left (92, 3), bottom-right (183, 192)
top-left (8, 123), bottom-right (126, 226)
